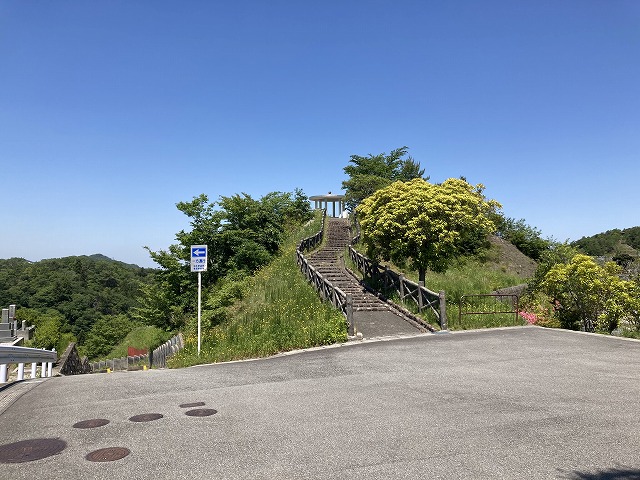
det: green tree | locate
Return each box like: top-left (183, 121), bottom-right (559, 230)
top-left (30, 312), bottom-right (64, 350)
top-left (83, 314), bottom-right (138, 359)
top-left (493, 216), bottom-right (551, 260)
top-left (140, 189), bottom-right (312, 330)
top-left (540, 254), bottom-right (629, 332)
top-left (342, 146), bottom-right (426, 211)
top-left (528, 242), bottom-right (581, 293)
top-left (356, 178), bottom-right (500, 283)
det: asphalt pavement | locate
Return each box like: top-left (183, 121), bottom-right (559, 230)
top-left (1, 326), bottom-right (640, 479)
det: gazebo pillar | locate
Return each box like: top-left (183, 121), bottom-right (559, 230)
top-left (308, 192), bottom-right (346, 218)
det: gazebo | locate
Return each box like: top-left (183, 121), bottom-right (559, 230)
top-left (309, 192), bottom-right (346, 218)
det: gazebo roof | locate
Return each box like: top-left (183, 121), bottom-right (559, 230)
top-left (308, 193), bottom-right (345, 201)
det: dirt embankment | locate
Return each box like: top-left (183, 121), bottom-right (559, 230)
top-left (487, 235), bottom-right (538, 279)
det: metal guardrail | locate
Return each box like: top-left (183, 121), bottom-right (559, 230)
top-left (0, 345), bottom-right (57, 383)
top-left (458, 294), bottom-right (519, 328)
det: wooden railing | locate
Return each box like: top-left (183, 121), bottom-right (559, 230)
top-left (348, 246), bottom-right (448, 330)
top-left (0, 345), bottom-right (57, 383)
top-left (296, 211), bottom-right (354, 335)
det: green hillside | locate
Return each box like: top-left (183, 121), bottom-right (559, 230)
top-left (0, 255), bottom-right (154, 353)
top-left (572, 226), bottom-right (640, 259)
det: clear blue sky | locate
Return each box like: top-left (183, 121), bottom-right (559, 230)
top-left (1, 1), bottom-right (638, 268)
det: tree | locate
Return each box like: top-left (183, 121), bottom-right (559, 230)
top-left (356, 178), bottom-right (500, 283)
top-left (540, 254), bottom-right (629, 332)
top-left (82, 314), bottom-right (138, 359)
top-left (342, 146), bottom-right (426, 211)
top-left (493, 216), bottom-right (551, 260)
top-left (30, 312), bottom-right (64, 350)
top-left (141, 189), bottom-right (313, 330)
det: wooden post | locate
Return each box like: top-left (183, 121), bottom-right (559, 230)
top-left (439, 290), bottom-right (448, 330)
top-left (418, 281), bottom-right (424, 313)
top-left (346, 294), bottom-right (354, 336)
top-left (399, 275), bottom-right (405, 301)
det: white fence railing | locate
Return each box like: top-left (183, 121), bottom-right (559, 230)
top-left (0, 345), bottom-right (57, 383)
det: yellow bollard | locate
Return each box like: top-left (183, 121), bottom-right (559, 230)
top-left (143, 365), bottom-right (148, 371)
top-left (106, 368), bottom-right (111, 374)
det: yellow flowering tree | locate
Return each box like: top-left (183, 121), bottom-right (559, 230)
top-left (540, 254), bottom-right (629, 332)
top-left (355, 177), bottom-right (500, 284)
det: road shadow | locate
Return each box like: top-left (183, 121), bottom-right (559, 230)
top-left (564, 467), bottom-right (640, 480)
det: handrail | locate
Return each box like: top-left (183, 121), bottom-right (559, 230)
top-left (348, 245), bottom-right (448, 330)
top-left (296, 210), bottom-right (354, 334)
top-left (0, 345), bottom-right (57, 383)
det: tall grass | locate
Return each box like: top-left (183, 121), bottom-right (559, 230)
top-left (418, 258), bottom-right (526, 329)
top-left (105, 325), bottom-right (173, 359)
top-left (169, 213), bottom-right (347, 367)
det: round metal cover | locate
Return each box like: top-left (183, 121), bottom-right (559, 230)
top-left (129, 413), bottom-right (163, 422)
top-left (179, 402), bottom-right (206, 408)
top-left (86, 447), bottom-right (130, 462)
top-left (185, 408), bottom-right (217, 417)
top-left (0, 438), bottom-right (67, 464)
top-left (73, 419), bottom-right (110, 429)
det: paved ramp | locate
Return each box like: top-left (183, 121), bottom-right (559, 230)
top-left (1, 327), bottom-right (640, 479)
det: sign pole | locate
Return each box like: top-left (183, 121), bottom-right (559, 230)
top-left (190, 244), bottom-right (208, 357)
top-left (197, 271), bottom-right (202, 356)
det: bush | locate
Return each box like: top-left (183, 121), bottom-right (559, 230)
top-left (540, 254), bottom-right (631, 333)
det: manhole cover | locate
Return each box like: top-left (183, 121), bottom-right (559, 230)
top-left (0, 438), bottom-right (67, 464)
top-left (185, 408), bottom-right (217, 417)
top-left (86, 447), bottom-right (130, 462)
top-left (179, 402), bottom-right (206, 408)
top-left (73, 419), bottom-right (110, 429)
top-left (129, 413), bottom-right (163, 422)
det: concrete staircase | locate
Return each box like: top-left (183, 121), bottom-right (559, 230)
top-left (305, 217), bottom-right (426, 337)
top-left (306, 218), bottom-right (390, 312)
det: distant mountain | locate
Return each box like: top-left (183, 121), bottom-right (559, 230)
top-left (0, 254), bottom-right (155, 340)
top-left (87, 254), bottom-right (149, 270)
top-left (572, 226), bottom-right (640, 258)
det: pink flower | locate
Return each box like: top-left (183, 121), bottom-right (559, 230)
top-left (518, 311), bottom-right (538, 325)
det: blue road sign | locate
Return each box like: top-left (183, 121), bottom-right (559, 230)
top-left (190, 245), bottom-right (208, 272)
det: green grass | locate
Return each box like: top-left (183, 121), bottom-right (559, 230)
top-left (169, 213), bottom-right (347, 367)
top-left (417, 258), bottom-right (526, 329)
top-left (106, 325), bottom-right (173, 359)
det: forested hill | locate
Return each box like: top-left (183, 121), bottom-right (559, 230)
top-left (572, 226), bottom-right (640, 257)
top-left (0, 255), bottom-right (154, 341)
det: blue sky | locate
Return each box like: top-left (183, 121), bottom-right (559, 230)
top-left (1, 1), bottom-right (638, 268)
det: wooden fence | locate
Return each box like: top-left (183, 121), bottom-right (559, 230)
top-left (348, 246), bottom-right (448, 330)
top-left (296, 211), bottom-right (355, 335)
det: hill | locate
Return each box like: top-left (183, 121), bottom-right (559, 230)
top-left (486, 235), bottom-right (538, 278)
top-left (572, 226), bottom-right (640, 258)
top-left (0, 254), bottom-right (155, 345)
